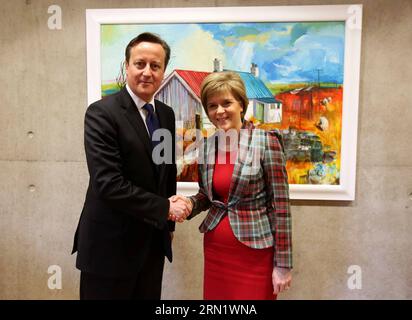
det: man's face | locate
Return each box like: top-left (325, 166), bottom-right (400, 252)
top-left (125, 41), bottom-right (166, 102)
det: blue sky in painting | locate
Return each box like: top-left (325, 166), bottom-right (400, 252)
top-left (199, 22), bottom-right (345, 84)
top-left (101, 21), bottom-right (345, 85)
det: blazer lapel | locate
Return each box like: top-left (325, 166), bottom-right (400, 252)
top-left (202, 127), bottom-right (252, 204)
top-left (203, 134), bottom-right (216, 201)
top-left (154, 101), bottom-right (169, 187)
top-left (227, 122), bottom-right (258, 205)
top-left (120, 88), bottom-right (153, 162)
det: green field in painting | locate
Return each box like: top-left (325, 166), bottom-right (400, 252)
top-left (267, 82), bottom-right (342, 95)
top-left (102, 83), bottom-right (121, 97)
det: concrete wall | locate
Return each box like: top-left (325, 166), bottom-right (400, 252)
top-left (0, 0), bottom-right (411, 299)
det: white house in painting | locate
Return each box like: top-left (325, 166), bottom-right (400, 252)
top-left (237, 70), bottom-right (283, 124)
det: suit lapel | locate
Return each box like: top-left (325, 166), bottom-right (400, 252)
top-left (120, 89), bottom-right (153, 161)
top-left (155, 100), bottom-right (169, 188)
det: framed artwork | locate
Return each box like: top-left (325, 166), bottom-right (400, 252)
top-left (86, 5), bottom-right (362, 200)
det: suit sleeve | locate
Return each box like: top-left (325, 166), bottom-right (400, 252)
top-left (84, 102), bottom-right (169, 229)
top-left (262, 130), bottom-right (293, 269)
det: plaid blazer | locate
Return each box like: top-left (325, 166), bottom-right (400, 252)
top-left (189, 121), bottom-right (292, 269)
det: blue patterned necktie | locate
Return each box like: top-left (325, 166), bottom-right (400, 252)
top-left (143, 103), bottom-right (160, 148)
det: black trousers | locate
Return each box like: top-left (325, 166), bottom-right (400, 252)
top-left (80, 237), bottom-right (165, 300)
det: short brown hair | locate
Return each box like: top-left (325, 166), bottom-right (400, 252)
top-left (200, 71), bottom-right (249, 120)
top-left (125, 32), bottom-right (171, 69)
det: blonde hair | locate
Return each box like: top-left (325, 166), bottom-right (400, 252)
top-left (200, 71), bottom-right (249, 121)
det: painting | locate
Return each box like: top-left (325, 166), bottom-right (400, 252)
top-left (86, 5), bottom-right (362, 200)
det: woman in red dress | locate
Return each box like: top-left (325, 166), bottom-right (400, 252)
top-left (171, 71), bottom-right (292, 300)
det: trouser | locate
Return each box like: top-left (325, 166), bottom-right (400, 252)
top-left (80, 237), bottom-right (165, 300)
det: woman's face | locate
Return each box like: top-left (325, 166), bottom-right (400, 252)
top-left (206, 90), bottom-right (243, 132)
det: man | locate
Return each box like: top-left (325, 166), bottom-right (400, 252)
top-left (72, 33), bottom-right (189, 299)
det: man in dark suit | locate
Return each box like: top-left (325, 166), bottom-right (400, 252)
top-left (72, 32), bottom-right (190, 300)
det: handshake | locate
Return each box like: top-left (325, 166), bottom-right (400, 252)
top-left (168, 195), bottom-right (193, 223)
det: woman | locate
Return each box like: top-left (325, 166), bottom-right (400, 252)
top-left (172, 71), bottom-right (292, 300)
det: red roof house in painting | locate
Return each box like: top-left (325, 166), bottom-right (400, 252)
top-left (155, 69), bottom-right (212, 129)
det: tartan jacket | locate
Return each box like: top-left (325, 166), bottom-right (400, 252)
top-left (189, 121), bottom-right (292, 269)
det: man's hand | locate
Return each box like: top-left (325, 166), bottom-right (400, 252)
top-left (272, 267), bottom-right (292, 295)
top-left (168, 195), bottom-right (192, 223)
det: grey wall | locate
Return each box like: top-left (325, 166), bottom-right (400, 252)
top-left (0, 0), bottom-right (411, 299)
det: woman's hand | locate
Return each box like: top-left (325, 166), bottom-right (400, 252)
top-left (272, 267), bottom-right (292, 295)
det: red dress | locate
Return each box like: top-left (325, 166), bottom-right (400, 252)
top-left (203, 151), bottom-right (276, 300)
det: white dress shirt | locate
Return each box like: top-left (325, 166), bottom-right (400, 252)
top-left (125, 84), bottom-right (157, 136)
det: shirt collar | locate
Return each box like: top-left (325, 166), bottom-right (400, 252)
top-left (125, 84), bottom-right (156, 112)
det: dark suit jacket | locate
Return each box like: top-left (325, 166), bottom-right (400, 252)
top-left (72, 87), bottom-right (177, 278)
